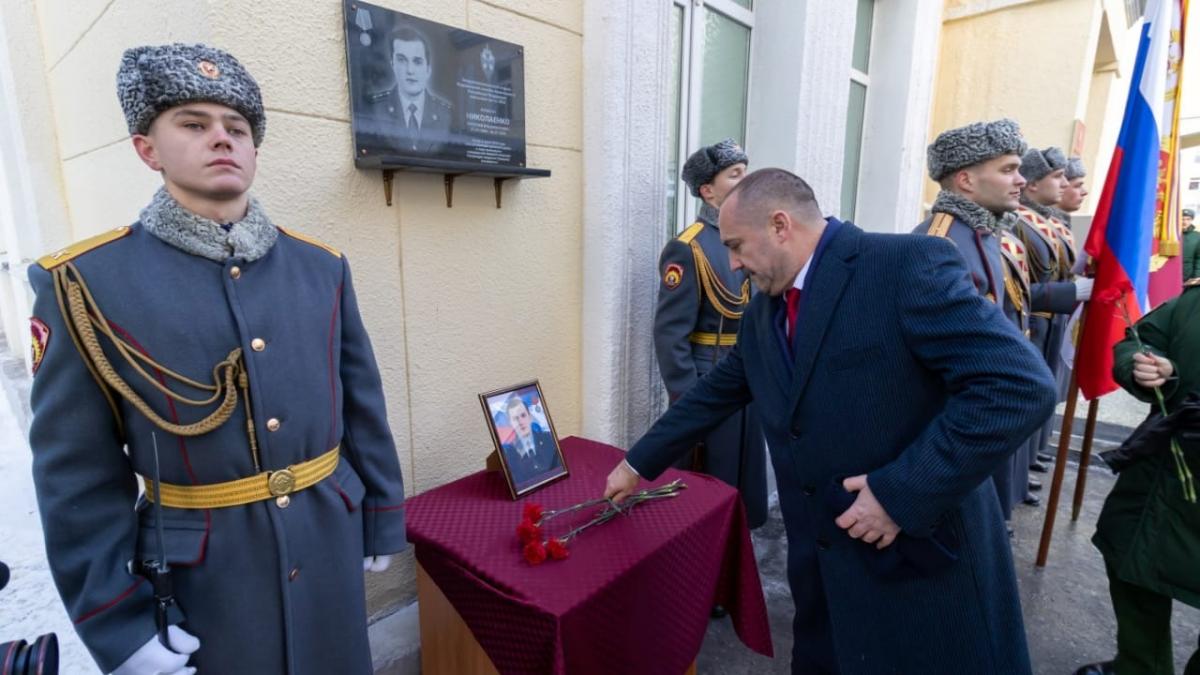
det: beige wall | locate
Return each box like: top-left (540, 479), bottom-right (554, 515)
top-left (926, 0), bottom-right (1105, 206)
top-left (31, 0), bottom-right (584, 616)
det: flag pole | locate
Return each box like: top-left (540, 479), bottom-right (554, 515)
top-left (1037, 300), bottom-right (1091, 567)
top-left (1070, 398), bottom-right (1101, 521)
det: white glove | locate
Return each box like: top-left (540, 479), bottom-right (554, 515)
top-left (112, 625), bottom-right (200, 675)
top-left (363, 555), bottom-right (392, 572)
top-left (1074, 277), bottom-right (1094, 301)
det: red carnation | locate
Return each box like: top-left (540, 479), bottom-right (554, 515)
top-left (522, 503), bottom-right (545, 522)
top-left (546, 539), bottom-right (570, 560)
top-left (523, 540), bottom-right (548, 565)
top-left (516, 519), bottom-right (542, 544)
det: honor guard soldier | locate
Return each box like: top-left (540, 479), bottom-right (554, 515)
top-left (653, 139), bottom-right (767, 531)
top-left (1016, 147), bottom-right (1093, 486)
top-left (27, 44), bottom-right (406, 675)
top-left (1055, 156), bottom-right (1090, 226)
top-left (916, 118), bottom-right (1037, 523)
top-left (1182, 208), bottom-right (1198, 282)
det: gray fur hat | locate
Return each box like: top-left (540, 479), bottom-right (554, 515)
top-left (927, 119), bottom-right (1026, 181)
top-left (118, 43), bottom-right (266, 146)
top-left (1065, 156), bottom-right (1086, 180)
top-left (682, 139), bottom-right (749, 197)
top-left (1019, 146), bottom-right (1067, 182)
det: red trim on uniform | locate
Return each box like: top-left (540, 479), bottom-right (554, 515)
top-left (104, 319), bottom-right (211, 566)
top-left (327, 284), bottom-right (343, 450)
top-left (74, 577), bottom-right (145, 625)
top-left (330, 475), bottom-right (357, 512)
top-left (365, 504), bottom-right (405, 512)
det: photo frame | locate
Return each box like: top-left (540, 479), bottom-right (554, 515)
top-left (479, 380), bottom-right (568, 499)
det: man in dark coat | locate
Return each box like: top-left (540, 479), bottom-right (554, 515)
top-left (654, 139), bottom-right (767, 530)
top-left (607, 168), bottom-right (1055, 674)
top-left (1182, 208), bottom-right (1199, 282)
top-left (500, 395), bottom-right (561, 486)
top-left (27, 44), bottom-right (405, 674)
top-left (1075, 284), bottom-right (1200, 675)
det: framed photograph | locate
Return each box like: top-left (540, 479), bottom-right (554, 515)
top-left (479, 380), bottom-right (568, 499)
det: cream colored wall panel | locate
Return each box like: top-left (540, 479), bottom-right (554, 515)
top-left (58, 141), bottom-right (160, 240)
top-left (46, 0), bottom-right (213, 160)
top-left (467, 1), bottom-right (582, 151)
top-left (208, 1), bottom-right (466, 124)
top-left (397, 146), bottom-right (582, 493)
top-left (33, 0), bottom-right (112, 67)
top-left (253, 110), bottom-right (416, 496)
top-left (473, 0), bottom-right (582, 35)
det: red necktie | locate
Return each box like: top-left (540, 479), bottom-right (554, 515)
top-left (786, 287), bottom-right (802, 340)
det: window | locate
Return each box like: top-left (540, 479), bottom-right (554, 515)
top-left (666, 0), bottom-right (754, 237)
top-left (840, 0), bottom-right (875, 223)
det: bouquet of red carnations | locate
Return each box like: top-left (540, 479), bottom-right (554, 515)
top-left (516, 479), bottom-right (687, 564)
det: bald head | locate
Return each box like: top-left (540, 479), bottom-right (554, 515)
top-left (718, 168), bottom-right (827, 296)
top-left (722, 168), bottom-right (823, 225)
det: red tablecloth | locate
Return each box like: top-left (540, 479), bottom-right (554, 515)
top-left (405, 436), bottom-right (773, 675)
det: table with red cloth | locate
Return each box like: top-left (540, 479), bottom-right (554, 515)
top-left (404, 436), bottom-right (774, 674)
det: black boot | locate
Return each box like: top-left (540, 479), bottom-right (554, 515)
top-left (1028, 478), bottom-right (1043, 492)
top-left (1037, 452), bottom-right (1053, 463)
top-left (1029, 461), bottom-right (1049, 473)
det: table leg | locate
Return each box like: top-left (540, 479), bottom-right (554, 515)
top-left (417, 563), bottom-right (500, 675)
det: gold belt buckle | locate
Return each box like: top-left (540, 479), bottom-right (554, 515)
top-left (268, 468), bottom-right (297, 497)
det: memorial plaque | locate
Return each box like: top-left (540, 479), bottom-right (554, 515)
top-left (343, 0), bottom-right (528, 169)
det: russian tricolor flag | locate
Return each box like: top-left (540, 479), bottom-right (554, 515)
top-left (1076, 0), bottom-right (1187, 400)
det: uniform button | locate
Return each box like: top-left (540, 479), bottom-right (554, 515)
top-left (229, 266), bottom-right (241, 279)
top-left (288, 567), bottom-right (300, 581)
top-left (802, 485), bottom-right (815, 496)
top-left (251, 338), bottom-right (266, 352)
top-left (276, 495), bottom-right (290, 509)
top-left (816, 539), bottom-right (830, 551)
top-left (266, 418), bottom-right (281, 432)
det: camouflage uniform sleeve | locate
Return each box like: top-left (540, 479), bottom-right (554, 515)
top-left (1029, 280), bottom-right (1077, 314)
top-left (1113, 297), bottom-right (1180, 403)
top-left (26, 264), bottom-right (159, 672)
top-left (338, 257), bottom-right (408, 556)
top-left (653, 239), bottom-right (701, 399)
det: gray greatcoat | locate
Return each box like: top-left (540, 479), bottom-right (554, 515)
top-left (27, 190), bottom-right (406, 674)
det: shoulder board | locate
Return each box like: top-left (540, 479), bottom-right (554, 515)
top-left (37, 226), bottom-right (131, 270)
top-left (927, 213), bottom-right (955, 238)
top-left (677, 222), bottom-right (705, 245)
top-left (1016, 206), bottom-right (1039, 223)
top-left (279, 227), bottom-right (340, 258)
top-left (429, 92), bottom-right (452, 108)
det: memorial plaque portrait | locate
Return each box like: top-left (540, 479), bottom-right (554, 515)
top-left (479, 381), bottom-right (568, 499)
top-left (344, 0), bottom-right (528, 167)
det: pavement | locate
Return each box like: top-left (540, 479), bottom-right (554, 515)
top-left (1, 330), bottom-right (1197, 674)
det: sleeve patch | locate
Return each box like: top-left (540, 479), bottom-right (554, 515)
top-left (663, 263), bottom-right (684, 289)
top-left (30, 317), bottom-right (50, 375)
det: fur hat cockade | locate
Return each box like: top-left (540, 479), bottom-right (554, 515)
top-left (681, 139), bottom-right (749, 197)
top-left (1019, 147), bottom-right (1068, 182)
top-left (927, 119), bottom-right (1027, 181)
top-left (117, 43), bottom-right (266, 146)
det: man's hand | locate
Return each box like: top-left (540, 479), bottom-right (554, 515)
top-left (1132, 351), bottom-right (1173, 388)
top-left (112, 625), bottom-right (200, 675)
top-left (363, 555), bottom-right (392, 573)
top-left (834, 475), bottom-right (900, 549)
top-left (603, 461), bottom-right (641, 503)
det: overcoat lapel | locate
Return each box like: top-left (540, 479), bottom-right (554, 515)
top-left (786, 227), bottom-right (858, 418)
